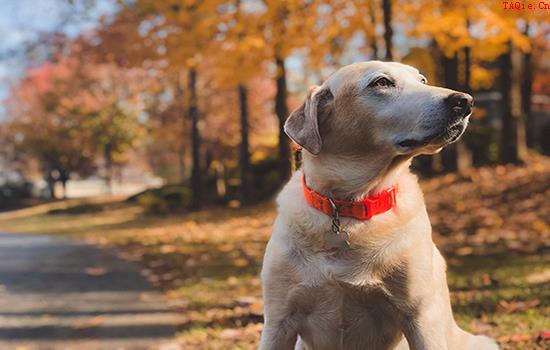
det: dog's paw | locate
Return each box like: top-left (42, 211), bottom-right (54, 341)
top-left (467, 335), bottom-right (499, 350)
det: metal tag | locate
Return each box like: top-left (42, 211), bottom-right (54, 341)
top-left (325, 231), bottom-right (351, 250)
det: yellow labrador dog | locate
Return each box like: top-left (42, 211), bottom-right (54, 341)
top-left (260, 61), bottom-right (498, 350)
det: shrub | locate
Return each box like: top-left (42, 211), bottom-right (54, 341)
top-left (133, 185), bottom-right (191, 214)
top-left (0, 182), bottom-right (33, 210)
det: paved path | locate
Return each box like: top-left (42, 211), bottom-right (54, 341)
top-left (0, 233), bottom-right (185, 350)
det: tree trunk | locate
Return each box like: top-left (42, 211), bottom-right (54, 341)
top-left (204, 149), bottom-right (213, 176)
top-left (178, 147), bottom-right (186, 183)
top-left (522, 24), bottom-right (535, 148)
top-left (215, 162), bottom-right (226, 198)
top-left (499, 45), bottom-right (514, 162)
top-left (367, 2), bottom-right (379, 59)
top-left (382, 0), bottom-right (393, 61)
top-left (55, 168), bottom-right (70, 199)
top-left (238, 84), bottom-right (251, 205)
top-left (275, 55), bottom-right (291, 181)
top-left (45, 172), bottom-right (55, 199)
top-left (104, 142), bottom-right (113, 195)
top-left (513, 45), bottom-right (528, 160)
top-left (177, 70), bottom-right (186, 183)
top-left (499, 42), bottom-right (527, 164)
top-left (459, 43), bottom-right (473, 171)
top-left (188, 68), bottom-right (201, 209)
top-left (443, 52), bottom-right (459, 89)
top-left (464, 49), bottom-right (471, 93)
top-left (60, 177), bottom-right (68, 199)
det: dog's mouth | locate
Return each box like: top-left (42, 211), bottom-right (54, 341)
top-left (397, 120), bottom-right (468, 150)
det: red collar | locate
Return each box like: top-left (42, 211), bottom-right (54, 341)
top-left (302, 174), bottom-right (397, 220)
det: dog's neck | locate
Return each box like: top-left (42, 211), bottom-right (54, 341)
top-left (302, 152), bottom-right (411, 201)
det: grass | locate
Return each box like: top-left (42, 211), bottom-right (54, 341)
top-left (0, 159), bottom-right (549, 349)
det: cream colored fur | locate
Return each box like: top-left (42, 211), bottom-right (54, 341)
top-left (259, 61), bottom-right (499, 350)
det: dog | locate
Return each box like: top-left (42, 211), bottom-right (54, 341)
top-left (259, 61), bottom-right (499, 350)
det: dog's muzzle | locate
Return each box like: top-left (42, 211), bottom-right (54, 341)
top-left (432, 92), bottom-right (474, 144)
top-left (445, 92), bottom-right (474, 122)
top-left (396, 92), bottom-right (474, 151)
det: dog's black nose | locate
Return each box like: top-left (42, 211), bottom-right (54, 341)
top-left (445, 92), bottom-right (473, 117)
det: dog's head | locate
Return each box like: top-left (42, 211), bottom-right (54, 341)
top-left (285, 61), bottom-right (473, 158)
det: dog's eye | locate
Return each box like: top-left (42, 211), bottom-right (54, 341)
top-left (370, 77), bottom-right (394, 88)
top-left (420, 77), bottom-right (428, 84)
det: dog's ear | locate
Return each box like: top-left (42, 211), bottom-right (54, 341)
top-left (284, 86), bottom-right (333, 155)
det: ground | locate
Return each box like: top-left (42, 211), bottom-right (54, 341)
top-left (0, 156), bottom-right (549, 350)
top-left (0, 233), bottom-right (185, 350)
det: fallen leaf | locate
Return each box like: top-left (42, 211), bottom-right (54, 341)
top-left (71, 316), bottom-right (105, 329)
top-left (84, 267), bottom-right (107, 276)
top-left (538, 330), bottom-right (550, 340)
top-left (526, 269), bottom-right (550, 284)
top-left (496, 299), bottom-right (540, 314)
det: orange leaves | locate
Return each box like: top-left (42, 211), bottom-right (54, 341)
top-left (401, 0), bottom-right (534, 93)
top-left (470, 65), bottom-right (497, 90)
top-left (497, 332), bottom-right (550, 349)
top-left (424, 155), bottom-right (550, 253)
top-left (496, 299), bottom-right (540, 314)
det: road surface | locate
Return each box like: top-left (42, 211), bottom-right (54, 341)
top-left (0, 233), bottom-right (184, 350)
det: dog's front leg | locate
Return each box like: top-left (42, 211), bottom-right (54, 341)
top-left (401, 285), bottom-right (499, 350)
top-left (260, 235), bottom-right (299, 350)
top-left (399, 301), bottom-right (451, 350)
top-left (390, 247), bottom-right (453, 350)
top-left (396, 247), bottom-right (470, 350)
top-left (259, 316), bottom-right (299, 350)
top-left (260, 286), bottom-right (299, 350)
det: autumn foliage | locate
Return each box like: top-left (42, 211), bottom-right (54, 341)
top-left (1, 0), bottom-right (549, 206)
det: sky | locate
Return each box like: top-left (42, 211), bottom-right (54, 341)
top-left (0, 0), bottom-right (114, 117)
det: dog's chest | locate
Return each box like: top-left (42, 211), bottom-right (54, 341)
top-left (288, 282), bottom-right (404, 350)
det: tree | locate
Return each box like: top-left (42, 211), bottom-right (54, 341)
top-left (274, 55), bottom-right (290, 179)
top-left (78, 61), bottom-right (146, 191)
top-left (499, 42), bottom-right (527, 163)
top-left (229, 0), bottom-right (265, 205)
top-left (4, 43), bottom-right (146, 198)
top-left (188, 67), bottom-right (201, 207)
top-left (4, 60), bottom-right (96, 198)
top-left (485, 2), bottom-right (531, 163)
top-left (238, 84), bottom-right (251, 204)
top-left (382, 0), bottom-right (393, 60)
top-left (367, 1), bottom-right (380, 59)
top-left (511, 2), bottom-right (549, 150)
top-left (522, 24), bottom-right (535, 149)
top-left (261, 1), bottom-right (318, 180)
top-left (118, 0), bottom-right (223, 208)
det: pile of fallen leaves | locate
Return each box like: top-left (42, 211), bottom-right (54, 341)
top-left (423, 154), bottom-right (550, 254)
